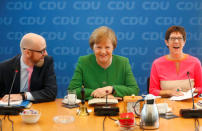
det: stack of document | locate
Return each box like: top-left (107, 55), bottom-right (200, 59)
top-left (170, 89), bottom-right (197, 101)
top-left (0, 100), bottom-right (22, 106)
top-left (88, 98), bottom-right (118, 105)
top-left (0, 100), bottom-right (31, 108)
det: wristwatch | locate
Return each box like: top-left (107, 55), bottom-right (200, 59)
top-left (20, 92), bottom-right (26, 100)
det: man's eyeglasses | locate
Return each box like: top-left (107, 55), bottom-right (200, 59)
top-left (169, 37), bottom-right (184, 42)
top-left (23, 48), bottom-right (46, 54)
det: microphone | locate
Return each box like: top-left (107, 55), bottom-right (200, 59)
top-left (94, 89), bottom-right (119, 116)
top-left (8, 69), bottom-right (18, 106)
top-left (180, 71), bottom-right (202, 118)
top-left (0, 68), bottom-right (23, 115)
top-left (105, 90), bottom-right (109, 106)
top-left (187, 72), bottom-right (195, 109)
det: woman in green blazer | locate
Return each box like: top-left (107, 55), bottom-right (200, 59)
top-left (68, 26), bottom-right (139, 100)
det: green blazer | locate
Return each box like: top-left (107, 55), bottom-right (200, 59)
top-left (68, 54), bottom-right (139, 100)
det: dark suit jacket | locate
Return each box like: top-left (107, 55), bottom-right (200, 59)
top-left (0, 55), bottom-right (57, 103)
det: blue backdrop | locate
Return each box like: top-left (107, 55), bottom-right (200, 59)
top-left (0, 0), bottom-right (202, 97)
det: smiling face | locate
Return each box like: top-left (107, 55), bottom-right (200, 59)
top-left (93, 38), bottom-right (114, 67)
top-left (165, 32), bottom-right (186, 57)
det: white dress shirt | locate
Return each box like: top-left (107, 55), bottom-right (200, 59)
top-left (20, 56), bottom-right (34, 100)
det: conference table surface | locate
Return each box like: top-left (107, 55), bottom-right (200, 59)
top-left (2, 98), bottom-right (202, 131)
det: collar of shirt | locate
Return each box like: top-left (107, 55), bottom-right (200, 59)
top-left (20, 56), bottom-right (29, 71)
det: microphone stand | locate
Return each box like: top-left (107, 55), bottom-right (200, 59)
top-left (0, 69), bottom-right (23, 115)
top-left (105, 90), bottom-right (109, 107)
top-left (0, 69), bottom-right (23, 131)
top-left (8, 70), bottom-right (18, 106)
top-left (94, 90), bottom-right (119, 116)
top-left (187, 72), bottom-right (195, 109)
top-left (180, 71), bottom-right (202, 118)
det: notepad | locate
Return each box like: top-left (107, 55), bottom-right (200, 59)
top-left (88, 98), bottom-right (118, 105)
top-left (0, 100), bottom-right (23, 106)
top-left (0, 100), bottom-right (31, 108)
top-left (170, 89), bottom-right (197, 101)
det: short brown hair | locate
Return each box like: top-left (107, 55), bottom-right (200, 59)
top-left (89, 26), bottom-right (117, 49)
top-left (165, 25), bottom-right (186, 41)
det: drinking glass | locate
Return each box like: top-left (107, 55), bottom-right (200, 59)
top-left (66, 90), bottom-right (77, 105)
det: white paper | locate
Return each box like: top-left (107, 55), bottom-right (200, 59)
top-left (170, 88), bottom-right (197, 101)
top-left (88, 98), bottom-right (118, 105)
top-left (0, 100), bottom-right (22, 106)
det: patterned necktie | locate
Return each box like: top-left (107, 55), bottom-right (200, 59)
top-left (26, 67), bottom-right (33, 91)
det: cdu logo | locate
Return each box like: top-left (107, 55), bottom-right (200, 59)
top-left (52, 17), bottom-right (80, 25)
top-left (176, 2), bottom-right (202, 10)
top-left (107, 1), bottom-right (135, 10)
top-left (39, 2), bottom-right (66, 10)
top-left (190, 17), bottom-right (202, 25)
top-left (19, 17), bottom-right (46, 25)
top-left (7, 32), bottom-right (26, 40)
top-left (155, 17), bottom-right (183, 25)
top-left (142, 32), bottom-right (164, 40)
top-left (73, 32), bottom-right (90, 40)
top-left (116, 32), bottom-right (135, 40)
top-left (86, 47), bottom-right (93, 54)
top-left (120, 17), bottom-right (148, 25)
top-left (0, 17), bottom-right (13, 25)
top-left (6, 2), bottom-right (32, 10)
top-left (188, 48), bottom-right (202, 56)
top-left (154, 47), bottom-right (169, 56)
top-left (142, 2), bottom-right (169, 10)
top-left (0, 47), bottom-right (14, 55)
top-left (136, 77), bottom-right (148, 86)
top-left (141, 62), bottom-right (152, 71)
top-left (56, 76), bottom-right (71, 85)
top-left (54, 61), bottom-right (67, 70)
top-left (120, 47), bottom-right (148, 56)
top-left (40, 32), bottom-right (66, 40)
top-left (73, 1), bottom-right (100, 10)
top-left (187, 32), bottom-right (202, 41)
top-left (53, 47), bottom-right (80, 55)
top-left (86, 17), bottom-right (114, 25)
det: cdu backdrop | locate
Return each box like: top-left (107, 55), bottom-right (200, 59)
top-left (0, 0), bottom-right (202, 98)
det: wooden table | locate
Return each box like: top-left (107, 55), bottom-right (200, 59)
top-left (1, 98), bottom-right (202, 131)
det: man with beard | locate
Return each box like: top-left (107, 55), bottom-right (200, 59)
top-left (0, 33), bottom-right (57, 103)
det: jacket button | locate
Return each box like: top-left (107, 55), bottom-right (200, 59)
top-left (102, 81), bottom-right (106, 84)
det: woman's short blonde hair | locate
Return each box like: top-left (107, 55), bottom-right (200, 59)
top-left (89, 26), bottom-right (117, 49)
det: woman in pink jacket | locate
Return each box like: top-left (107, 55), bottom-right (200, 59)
top-left (149, 25), bottom-right (202, 97)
